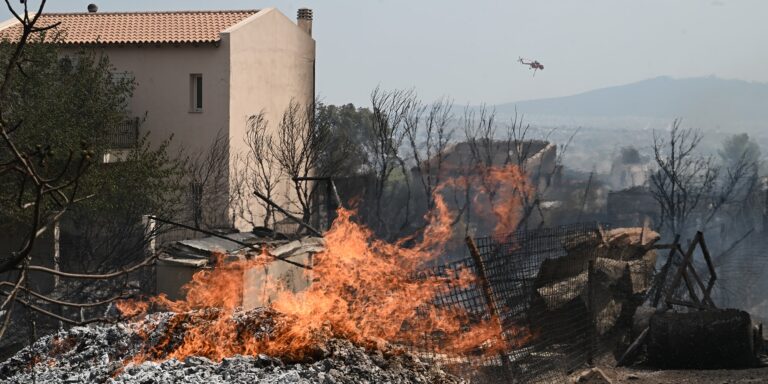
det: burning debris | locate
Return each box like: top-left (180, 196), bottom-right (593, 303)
top-left (126, 166), bottom-right (538, 367)
top-left (0, 308), bottom-right (465, 384)
top-left (0, 164), bottom-right (540, 382)
top-left (119, 203), bottom-right (524, 364)
top-left (3, 221), bottom-right (762, 383)
top-left (3, 151), bottom-right (759, 383)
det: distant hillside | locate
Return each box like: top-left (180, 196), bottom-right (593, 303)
top-left (496, 76), bottom-right (768, 124)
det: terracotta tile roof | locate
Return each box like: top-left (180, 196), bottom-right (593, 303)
top-left (0, 10), bottom-right (260, 44)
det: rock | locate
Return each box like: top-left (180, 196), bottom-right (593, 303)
top-left (184, 356), bottom-right (213, 367)
top-left (571, 367), bottom-right (613, 383)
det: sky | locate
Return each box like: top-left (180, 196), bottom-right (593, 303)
top-left (2, 0), bottom-right (767, 106)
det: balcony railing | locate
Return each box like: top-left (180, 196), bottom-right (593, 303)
top-left (106, 117), bottom-right (140, 149)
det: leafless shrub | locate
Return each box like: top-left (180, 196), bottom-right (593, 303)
top-left (232, 112), bottom-right (283, 228)
top-left (405, 97), bottom-right (454, 215)
top-left (186, 129), bottom-right (230, 230)
top-left (650, 120), bottom-right (719, 236)
top-left (268, 98), bottom-right (352, 230)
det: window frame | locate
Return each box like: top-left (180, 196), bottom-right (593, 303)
top-left (190, 73), bottom-right (203, 113)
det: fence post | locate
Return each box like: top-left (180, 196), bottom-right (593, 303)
top-left (142, 215), bottom-right (156, 255)
top-left (466, 236), bottom-right (513, 375)
top-left (587, 259), bottom-right (596, 365)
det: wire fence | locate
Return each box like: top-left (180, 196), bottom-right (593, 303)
top-left (409, 222), bottom-right (645, 383)
top-left (711, 233), bottom-right (768, 319)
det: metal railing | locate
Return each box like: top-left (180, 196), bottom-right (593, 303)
top-left (106, 117), bottom-right (140, 149)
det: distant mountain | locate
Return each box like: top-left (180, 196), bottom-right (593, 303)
top-left (495, 76), bottom-right (768, 124)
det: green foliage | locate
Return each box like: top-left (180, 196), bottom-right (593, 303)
top-left (2, 40), bottom-right (133, 159)
top-left (73, 133), bottom-right (186, 222)
top-left (316, 103), bottom-right (373, 175)
top-left (0, 34), bottom-right (185, 240)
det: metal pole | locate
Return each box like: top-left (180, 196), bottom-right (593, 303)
top-left (253, 190), bottom-right (323, 237)
top-left (326, 180), bottom-right (334, 230)
top-left (293, 176), bottom-right (342, 206)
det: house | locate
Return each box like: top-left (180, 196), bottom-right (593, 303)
top-left (606, 186), bottom-right (658, 228)
top-left (409, 139), bottom-right (558, 237)
top-left (414, 139), bottom-right (559, 192)
top-left (0, 6), bottom-right (316, 231)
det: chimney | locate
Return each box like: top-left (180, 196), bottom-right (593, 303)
top-left (87, 3), bottom-right (98, 13)
top-left (297, 8), bottom-right (312, 36)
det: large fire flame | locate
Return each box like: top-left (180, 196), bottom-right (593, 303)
top-left (118, 164), bottom-right (535, 363)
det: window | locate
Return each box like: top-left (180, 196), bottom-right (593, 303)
top-left (190, 74), bottom-right (203, 112)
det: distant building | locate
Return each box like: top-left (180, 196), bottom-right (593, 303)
top-left (608, 162), bottom-right (649, 190)
top-left (410, 139), bottom-right (558, 234)
top-left (416, 139), bottom-right (558, 190)
top-left (0, 7), bottom-right (316, 230)
top-left (606, 186), bottom-right (659, 228)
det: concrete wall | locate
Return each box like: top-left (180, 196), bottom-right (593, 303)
top-left (67, 8), bottom-right (315, 231)
top-left (224, 8), bottom-right (316, 230)
top-left (91, 44), bottom-right (231, 156)
top-left (94, 43), bottom-right (232, 227)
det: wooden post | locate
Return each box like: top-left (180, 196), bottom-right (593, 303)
top-left (466, 236), bottom-right (513, 373)
top-left (697, 232), bottom-right (717, 303)
top-left (665, 233), bottom-right (700, 309)
top-left (652, 235), bottom-right (680, 308)
top-left (466, 236), bottom-right (500, 322)
top-left (587, 259), bottom-right (596, 365)
top-left (617, 327), bottom-right (650, 366)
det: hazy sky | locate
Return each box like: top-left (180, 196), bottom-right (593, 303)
top-left (2, 1), bottom-right (767, 106)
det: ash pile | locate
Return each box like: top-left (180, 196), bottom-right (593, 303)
top-left (0, 308), bottom-right (465, 384)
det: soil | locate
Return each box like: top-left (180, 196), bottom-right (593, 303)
top-left (589, 365), bottom-right (768, 383)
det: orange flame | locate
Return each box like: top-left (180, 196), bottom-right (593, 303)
top-left (483, 164), bottom-right (533, 238)
top-left (434, 163), bottom-right (533, 240)
top-left (119, 164), bottom-right (535, 363)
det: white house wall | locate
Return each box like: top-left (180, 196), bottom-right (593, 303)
top-left (225, 8), bottom-right (316, 230)
top-left (93, 44), bottom-right (231, 156)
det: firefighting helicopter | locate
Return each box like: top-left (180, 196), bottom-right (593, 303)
top-left (519, 57), bottom-right (544, 77)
